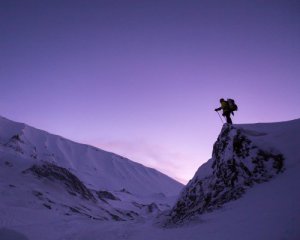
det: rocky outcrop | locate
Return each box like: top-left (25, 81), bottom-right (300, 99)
top-left (167, 124), bottom-right (284, 224)
top-left (96, 190), bottom-right (120, 201)
top-left (24, 163), bottom-right (96, 201)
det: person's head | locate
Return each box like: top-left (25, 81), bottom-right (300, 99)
top-left (219, 98), bottom-right (225, 103)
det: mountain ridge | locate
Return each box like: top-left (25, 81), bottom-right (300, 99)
top-left (0, 116), bottom-right (183, 196)
top-left (166, 118), bottom-right (300, 225)
top-left (1, 117), bottom-right (299, 240)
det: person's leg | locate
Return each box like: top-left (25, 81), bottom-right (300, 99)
top-left (226, 113), bottom-right (232, 124)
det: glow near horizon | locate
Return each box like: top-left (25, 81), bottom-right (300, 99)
top-left (1, 1), bottom-right (300, 183)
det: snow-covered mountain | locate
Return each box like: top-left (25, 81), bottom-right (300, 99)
top-left (167, 123), bottom-right (287, 224)
top-left (0, 116), bottom-right (182, 197)
top-left (0, 116), bottom-right (183, 227)
top-left (1, 117), bottom-right (300, 240)
top-left (164, 119), bottom-right (300, 235)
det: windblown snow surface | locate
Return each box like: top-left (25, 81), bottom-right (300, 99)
top-left (0, 116), bottom-right (300, 240)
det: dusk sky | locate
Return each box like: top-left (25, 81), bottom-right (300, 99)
top-left (1, 0), bottom-right (299, 183)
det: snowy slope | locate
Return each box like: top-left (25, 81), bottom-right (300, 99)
top-left (0, 116), bottom-right (182, 197)
top-left (167, 119), bottom-right (300, 223)
top-left (1, 118), bottom-right (300, 240)
top-left (0, 116), bottom-right (183, 238)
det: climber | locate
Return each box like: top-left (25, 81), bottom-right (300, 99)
top-left (215, 98), bottom-right (233, 124)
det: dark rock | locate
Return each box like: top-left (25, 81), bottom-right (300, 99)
top-left (109, 213), bottom-right (124, 221)
top-left (167, 125), bottom-right (285, 225)
top-left (43, 204), bottom-right (52, 209)
top-left (25, 163), bottom-right (96, 201)
top-left (120, 188), bottom-right (131, 194)
top-left (96, 191), bottom-right (120, 201)
top-left (5, 161), bottom-right (13, 167)
top-left (33, 191), bottom-right (44, 200)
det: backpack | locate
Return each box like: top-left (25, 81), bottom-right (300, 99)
top-left (227, 98), bottom-right (238, 112)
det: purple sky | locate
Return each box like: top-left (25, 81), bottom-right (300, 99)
top-left (1, 0), bottom-right (300, 183)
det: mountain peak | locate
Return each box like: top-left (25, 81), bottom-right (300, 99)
top-left (0, 116), bottom-right (183, 196)
top-left (166, 119), bottom-right (300, 224)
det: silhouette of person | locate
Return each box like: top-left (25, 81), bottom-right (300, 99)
top-left (215, 98), bottom-right (232, 124)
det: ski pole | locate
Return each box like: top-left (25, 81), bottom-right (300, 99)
top-left (217, 111), bottom-right (224, 124)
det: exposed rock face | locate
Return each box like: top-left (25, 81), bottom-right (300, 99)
top-left (96, 191), bottom-right (120, 201)
top-left (25, 163), bottom-right (96, 201)
top-left (22, 163), bottom-right (166, 221)
top-left (167, 125), bottom-right (284, 224)
top-left (0, 116), bottom-right (183, 223)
